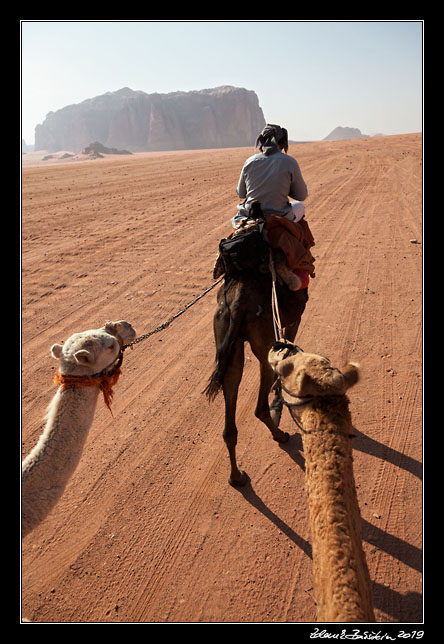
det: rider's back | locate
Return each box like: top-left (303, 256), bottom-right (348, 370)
top-left (237, 150), bottom-right (308, 217)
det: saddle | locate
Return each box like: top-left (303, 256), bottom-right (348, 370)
top-left (218, 220), bottom-right (268, 276)
top-left (213, 201), bottom-right (313, 292)
top-left (213, 201), bottom-right (268, 278)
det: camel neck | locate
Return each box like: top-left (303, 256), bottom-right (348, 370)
top-left (21, 385), bottom-right (102, 538)
top-left (300, 409), bottom-right (375, 622)
top-left (49, 384), bottom-right (100, 432)
top-left (22, 385), bottom-right (100, 481)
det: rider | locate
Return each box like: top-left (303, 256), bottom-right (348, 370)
top-left (234, 124), bottom-right (314, 291)
top-left (233, 123), bottom-right (308, 227)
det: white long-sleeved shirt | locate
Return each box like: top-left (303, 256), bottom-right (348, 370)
top-left (236, 150), bottom-right (308, 217)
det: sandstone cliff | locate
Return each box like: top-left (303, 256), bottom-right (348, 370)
top-left (35, 86), bottom-right (266, 153)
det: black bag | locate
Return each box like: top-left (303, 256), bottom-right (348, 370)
top-left (219, 221), bottom-right (268, 275)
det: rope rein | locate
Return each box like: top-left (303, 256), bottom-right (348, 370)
top-left (268, 251), bottom-right (307, 431)
top-left (269, 249), bottom-right (285, 341)
top-left (267, 254), bottom-right (353, 439)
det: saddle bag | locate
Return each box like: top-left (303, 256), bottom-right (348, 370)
top-left (219, 221), bottom-right (268, 275)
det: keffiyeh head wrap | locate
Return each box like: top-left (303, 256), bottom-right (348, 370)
top-left (255, 124), bottom-right (289, 156)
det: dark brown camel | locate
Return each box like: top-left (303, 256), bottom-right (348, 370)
top-left (205, 258), bottom-right (308, 487)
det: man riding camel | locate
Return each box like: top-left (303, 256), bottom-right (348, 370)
top-left (234, 123), bottom-right (308, 226)
top-left (217, 123), bottom-right (315, 291)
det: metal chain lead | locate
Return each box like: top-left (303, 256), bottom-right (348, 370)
top-left (122, 276), bottom-right (224, 351)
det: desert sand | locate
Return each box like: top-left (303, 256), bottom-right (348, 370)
top-left (21, 134), bottom-right (422, 623)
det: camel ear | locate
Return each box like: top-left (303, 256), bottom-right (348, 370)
top-left (275, 359), bottom-right (294, 378)
top-left (50, 343), bottom-right (63, 359)
top-left (104, 321), bottom-right (117, 335)
top-left (74, 349), bottom-right (93, 365)
top-left (341, 362), bottom-right (359, 391)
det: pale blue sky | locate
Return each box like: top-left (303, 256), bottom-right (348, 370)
top-left (21, 20), bottom-right (423, 145)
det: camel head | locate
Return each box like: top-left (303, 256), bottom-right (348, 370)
top-left (268, 340), bottom-right (359, 403)
top-left (50, 320), bottom-right (136, 376)
top-left (103, 320), bottom-right (137, 347)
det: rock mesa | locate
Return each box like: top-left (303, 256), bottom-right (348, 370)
top-left (35, 86), bottom-right (266, 153)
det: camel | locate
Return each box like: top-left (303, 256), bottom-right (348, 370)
top-left (22, 320), bottom-right (136, 538)
top-left (268, 341), bottom-right (375, 622)
top-left (205, 253), bottom-right (308, 487)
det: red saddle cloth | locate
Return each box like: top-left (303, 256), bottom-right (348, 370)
top-left (293, 268), bottom-right (310, 289)
top-left (264, 214), bottom-right (316, 278)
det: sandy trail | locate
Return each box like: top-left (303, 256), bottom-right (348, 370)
top-left (21, 134), bottom-right (422, 623)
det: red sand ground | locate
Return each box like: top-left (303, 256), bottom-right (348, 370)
top-left (21, 134), bottom-right (422, 623)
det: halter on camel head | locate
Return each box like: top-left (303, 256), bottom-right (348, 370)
top-left (54, 350), bottom-right (124, 416)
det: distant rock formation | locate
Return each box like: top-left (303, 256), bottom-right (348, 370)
top-left (323, 127), bottom-right (368, 141)
top-left (82, 142), bottom-right (132, 156)
top-left (34, 86), bottom-right (266, 153)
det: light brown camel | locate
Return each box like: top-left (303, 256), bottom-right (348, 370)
top-left (268, 340), bottom-right (375, 622)
top-left (22, 320), bottom-right (136, 538)
top-left (205, 250), bottom-right (308, 487)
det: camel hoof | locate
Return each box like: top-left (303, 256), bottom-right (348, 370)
top-left (273, 430), bottom-right (290, 444)
top-left (229, 470), bottom-right (249, 487)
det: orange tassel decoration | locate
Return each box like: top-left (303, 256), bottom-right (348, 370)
top-left (54, 367), bottom-right (122, 417)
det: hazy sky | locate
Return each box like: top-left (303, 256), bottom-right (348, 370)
top-left (21, 20), bottom-right (423, 145)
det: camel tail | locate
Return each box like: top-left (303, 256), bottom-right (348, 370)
top-left (204, 290), bottom-right (245, 402)
top-left (203, 372), bottom-right (223, 402)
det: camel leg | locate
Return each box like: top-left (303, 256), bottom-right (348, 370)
top-left (222, 338), bottom-right (249, 487)
top-left (255, 359), bottom-right (289, 444)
